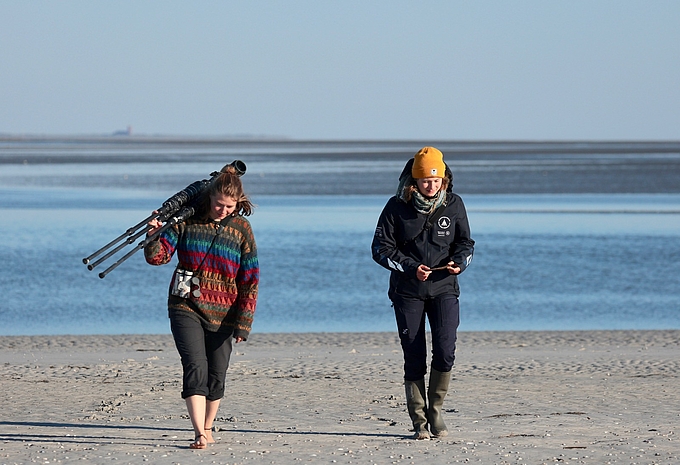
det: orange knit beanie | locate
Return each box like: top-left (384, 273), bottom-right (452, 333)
top-left (411, 146), bottom-right (445, 179)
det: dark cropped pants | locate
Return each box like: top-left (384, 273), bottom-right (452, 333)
top-left (170, 311), bottom-right (233, 401)
top-left (391, 294), bottom-right (460, 381)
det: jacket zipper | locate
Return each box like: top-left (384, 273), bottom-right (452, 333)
top-left (423, 212), bottom-right (433, 298)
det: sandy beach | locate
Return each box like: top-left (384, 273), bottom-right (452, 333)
top-left (0, 330), bottom-right (678, 464)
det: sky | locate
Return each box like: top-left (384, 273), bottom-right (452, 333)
top-left (1, 1), bottom-right (679, 140)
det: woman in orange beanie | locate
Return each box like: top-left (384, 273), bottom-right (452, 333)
top-left (371, 147), bottom-right (475, 439)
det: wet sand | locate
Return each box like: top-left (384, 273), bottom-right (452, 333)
top-left (2, 138), bottom-right (680, 195)
top-left (1, 330), bottom-right (678, 464)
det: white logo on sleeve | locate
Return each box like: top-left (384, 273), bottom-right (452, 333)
top-left (387, 258), bottom-right (404, 272)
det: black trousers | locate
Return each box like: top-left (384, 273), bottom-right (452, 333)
top-left (392, 294), bottom-right (460, 381)
top-left (170, 311), bottom-right (233, 401)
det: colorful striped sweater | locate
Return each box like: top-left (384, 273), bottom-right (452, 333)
top-left (144, 214), bottom-right (259, 340)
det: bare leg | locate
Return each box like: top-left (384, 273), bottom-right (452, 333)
top-left (185, 395), bottom-right (208, 448)
top-left (204, 399), bottom-right (221, 443)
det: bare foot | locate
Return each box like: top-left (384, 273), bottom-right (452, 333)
top-left (205, 428), bottom-right (215, 444)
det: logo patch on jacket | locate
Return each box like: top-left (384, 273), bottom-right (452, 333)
top-left (437, 216), bottom-right (451, 237)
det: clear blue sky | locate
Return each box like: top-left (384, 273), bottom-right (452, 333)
top-left (1, 1), bottom-right (679, 140)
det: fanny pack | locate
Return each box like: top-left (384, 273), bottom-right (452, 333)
top-left (170, 268), bottom-right (201, 299)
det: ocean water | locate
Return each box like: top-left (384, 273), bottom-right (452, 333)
top-left (1, 139), bottom-right (679, 335)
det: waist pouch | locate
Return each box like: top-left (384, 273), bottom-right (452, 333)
top-left (170, 267), bottom-right (201, 299)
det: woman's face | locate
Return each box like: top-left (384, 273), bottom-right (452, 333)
top-left (209, 193), bottom-right (237, 221)
top-left (416, 177), bottom-right (443, 198)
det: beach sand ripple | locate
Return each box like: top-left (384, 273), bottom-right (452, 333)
top-left (1, 330), bottom-right (678, 464)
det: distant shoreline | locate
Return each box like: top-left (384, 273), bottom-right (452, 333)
top-left (2, 134), bottom-right (680, 155)
top-left (3, 138), bottom-right (680, 194)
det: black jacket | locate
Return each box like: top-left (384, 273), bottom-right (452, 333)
top-left (371, 191), bottom-right (475, 300)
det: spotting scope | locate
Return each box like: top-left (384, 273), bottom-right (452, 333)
top-left (82, 160), bottom-right (246, 279)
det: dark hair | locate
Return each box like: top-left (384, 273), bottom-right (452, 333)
top-left (198, 165), bottom-right (255, 217)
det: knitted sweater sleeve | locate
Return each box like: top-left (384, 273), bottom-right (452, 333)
top-left (233, 221), bottom-right (259, 341)
top-left (143, 225), bottom-right (181, 265)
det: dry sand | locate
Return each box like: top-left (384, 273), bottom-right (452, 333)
top-left (0, 330), bottom-right (678, 464)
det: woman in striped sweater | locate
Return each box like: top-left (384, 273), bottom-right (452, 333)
top-left (144, 164), bottom-right (259, 449)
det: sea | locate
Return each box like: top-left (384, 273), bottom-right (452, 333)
top-left (1, 137), bottom-right (679, 335)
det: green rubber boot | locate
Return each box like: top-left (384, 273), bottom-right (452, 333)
top-left (427, 369), bottom-right (451, 438)
top-left (404, 379), bottom-right (430, 440)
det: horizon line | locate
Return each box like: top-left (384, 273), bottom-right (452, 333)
top-left (1, 133), bottom-right (680, 144)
